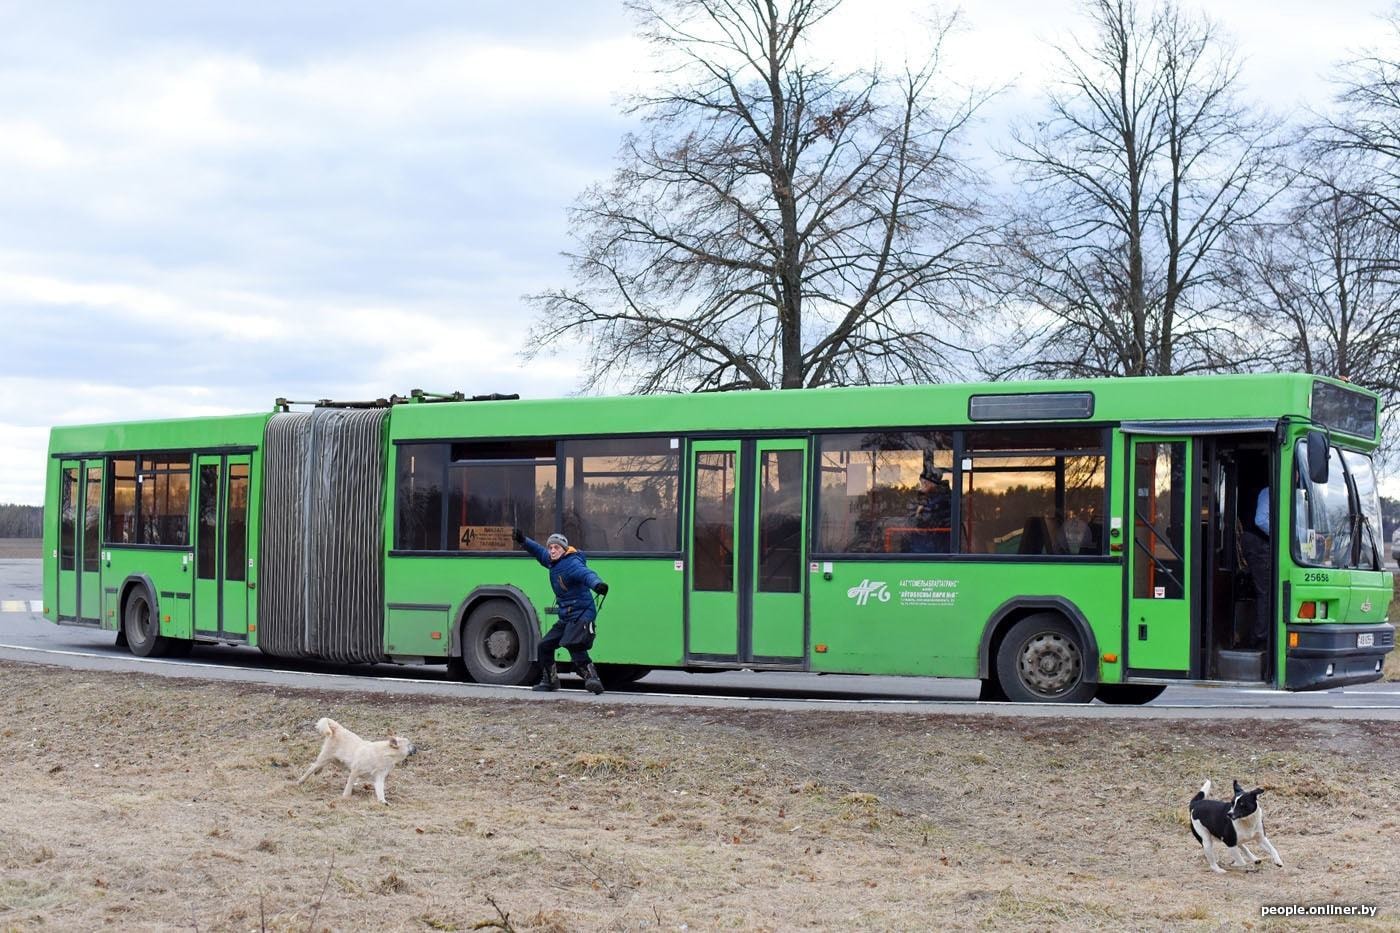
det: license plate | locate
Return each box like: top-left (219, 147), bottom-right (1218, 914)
top-left (1358, 633), bottom-right (1375, 648)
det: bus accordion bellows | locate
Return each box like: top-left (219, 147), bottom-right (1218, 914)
top-left (42, 373), bottom-right (1395, 703)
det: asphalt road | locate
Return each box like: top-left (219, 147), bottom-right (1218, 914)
top-left (4, 559), bottom-right (1398, 719)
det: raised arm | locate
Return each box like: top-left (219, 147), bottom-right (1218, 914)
top-left (517, 532), bottom-right (553, 568)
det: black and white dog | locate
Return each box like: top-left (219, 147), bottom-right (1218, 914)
top-left (1188, 779), bottom-right (1284, 873)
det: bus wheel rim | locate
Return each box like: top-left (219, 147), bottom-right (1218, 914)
top-left (482, 622), bottom-right (517, 669)
top-left (133, 599), bottom-right (152, 639)
top-left (1017, 632), bottom-right (1080, 696)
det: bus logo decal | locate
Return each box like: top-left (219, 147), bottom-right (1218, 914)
top-left (847, 579), bottom-right (890, 605)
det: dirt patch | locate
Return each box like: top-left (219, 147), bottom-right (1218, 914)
top-left (0, 662), bottom-right (1397, 931)
top-left (0, 538), bottom-right (40, 559)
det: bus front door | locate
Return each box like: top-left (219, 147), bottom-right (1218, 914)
top-left (1126, 437), bottom-right (1193, 676)
top-left (194, 454), bottom-right (251, 639)
top-left (686, 439), bottom-right (807, 666)
top-left (56, 459), bottom-right (103, 624)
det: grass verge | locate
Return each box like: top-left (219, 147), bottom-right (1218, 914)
top-left (0, 661), bottom-right (1397, 930)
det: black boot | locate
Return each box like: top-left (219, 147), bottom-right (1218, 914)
top-left (532, 663), bottom-right (560, 692)
top-left (581, 662), bottom-right (605, 695)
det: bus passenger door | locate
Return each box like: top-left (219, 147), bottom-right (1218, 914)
top-left (685, 439), bottom-right (807, 665)
top-left (194, 454), bottom-right (251, 638)
top-left (57, 459), bottom-right (103, 624)
top-left (221, 456), bottom-right (251, 636)
top-left (1126, 437), bottom-right (1193, 676)
top-left (687, 441), bottom-right (741, 659)
top-left (749, 441), bottom-right (806, 663)
top-left (79, 461), bottom-right (102, 623)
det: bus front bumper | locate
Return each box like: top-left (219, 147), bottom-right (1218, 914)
top-left (1284, 623), bottom-right (1395, 691)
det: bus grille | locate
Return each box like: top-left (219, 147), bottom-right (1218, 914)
top-left (259, 408), bottom-right (389, 663)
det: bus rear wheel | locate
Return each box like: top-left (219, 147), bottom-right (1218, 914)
top-left (461, 599), bottom-right (537, 686)
top-left (1095, 684), bottom-right (1166, 705)
top-left (995, 613), bottom-right (1095, 703)
top-left (123, 590), bottom-right (168, 658)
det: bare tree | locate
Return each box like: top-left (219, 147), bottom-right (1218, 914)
top-left (995, 0), bottom-right (1278, 379)
top-left (1229, 165), bottom-right (1400, 455)
top-left (524, 0), bottom-right (995, 392)
top-left (1234, 175), bottom-right (1400, 386)
top-left (1319, 9), bottom-right (1400, 265)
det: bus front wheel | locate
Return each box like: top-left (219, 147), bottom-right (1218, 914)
top-left (995, 613), bottom-right (1095, 703)
top-left (461, 599), bottom-right (537, 686)
top-left (123, 590), bottom-right (168, 658)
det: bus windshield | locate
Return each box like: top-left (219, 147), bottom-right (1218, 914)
top-left (1292, 440), bottom-right (1384, 570)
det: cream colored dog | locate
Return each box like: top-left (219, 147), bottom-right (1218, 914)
top-left (296, 717), bottom-right (417, 804)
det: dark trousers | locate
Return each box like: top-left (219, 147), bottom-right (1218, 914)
top-left (538, 613), bottom-right (596, 669)
top-left (1239, 532), bottom-right (1272, 644)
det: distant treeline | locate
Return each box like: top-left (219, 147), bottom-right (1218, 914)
top-left (0, 504), bottom-right (42, 538)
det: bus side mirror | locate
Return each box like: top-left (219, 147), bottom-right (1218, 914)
top-left (1306, 430), bottom-right (1329, 484)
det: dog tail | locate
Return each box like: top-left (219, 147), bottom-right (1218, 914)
top-left (1191, 778), bottom-right (1212, 804)
top-left (314, 717), bottom-right (337, 737)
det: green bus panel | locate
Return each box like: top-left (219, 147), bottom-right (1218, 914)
top-left (386, 606), bottom-right (452, 657)
top-left (750, 590), bottom-right (803, 659)
top-left (808, 562), bottom-right (1124, 679)
top-left (102, 586), bottom-right (119, 630)
top-left (382, 556), bottom-right (685, 666)
top-left (582, 559), bottom-right (685, 666)
top-left (104, 548), bottom-right (189, 638)
top-left (162, 587), bottom-right (192, 640)
top-left (688, 590), bottom-right (739, 657)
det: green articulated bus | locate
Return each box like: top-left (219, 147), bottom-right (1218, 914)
top-left (42, 374), bottom-right (1395, 703)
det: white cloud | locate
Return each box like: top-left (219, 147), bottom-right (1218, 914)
top-left (0, 0), bottom-right (1395, 507)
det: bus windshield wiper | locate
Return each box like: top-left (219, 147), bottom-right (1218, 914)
top-left (1357, 511), bottom-right (1381, 571)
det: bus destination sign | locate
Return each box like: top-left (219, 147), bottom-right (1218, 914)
top-left (1311, 380), bottom-right (1378, 439)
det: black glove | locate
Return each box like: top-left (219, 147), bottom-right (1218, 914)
top-left (593, 581), bottom-right (609, 596)
top-left (511, 527), bottom-right (524, 545)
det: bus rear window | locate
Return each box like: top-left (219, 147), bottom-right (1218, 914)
top-left (105, 455), bottom-right (190, 546)
top-left (108, 458), bottom-right (136, 543)
top-left (138, 455), bottom-right (191, 546)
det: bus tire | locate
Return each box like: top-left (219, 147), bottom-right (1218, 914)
top-left (461, 599), bottom-right (537, 686)
top-left (123, 589), bottom-right (168, 658)
top-left (995, 613), bottom-right (1095, 703)
top-left (1095, 684), bottom-right (1166, 705)
top-left (596, 664), bottom-right (650, 689)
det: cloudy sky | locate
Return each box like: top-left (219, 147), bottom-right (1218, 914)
top-left (2, 0), bottom-right (1391, 505)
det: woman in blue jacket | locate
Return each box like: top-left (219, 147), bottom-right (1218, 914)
top-left (513, 529), bottom-right (609, 694)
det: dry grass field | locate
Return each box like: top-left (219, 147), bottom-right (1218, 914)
top-left (0, 662), bottom-right (1397, 931)
top-left (0, 539), bottom-right (40, 559)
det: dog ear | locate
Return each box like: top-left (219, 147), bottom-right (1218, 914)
top-left (1251, 788), bottom-right (1264, 797)
top-left (388, 737), bottom-right (400, 749)
top-left (1232, 779), bottom-right (1244, 796)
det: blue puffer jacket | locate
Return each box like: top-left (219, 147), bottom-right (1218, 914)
top-left (522, 538), bottom-right (602, 621)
